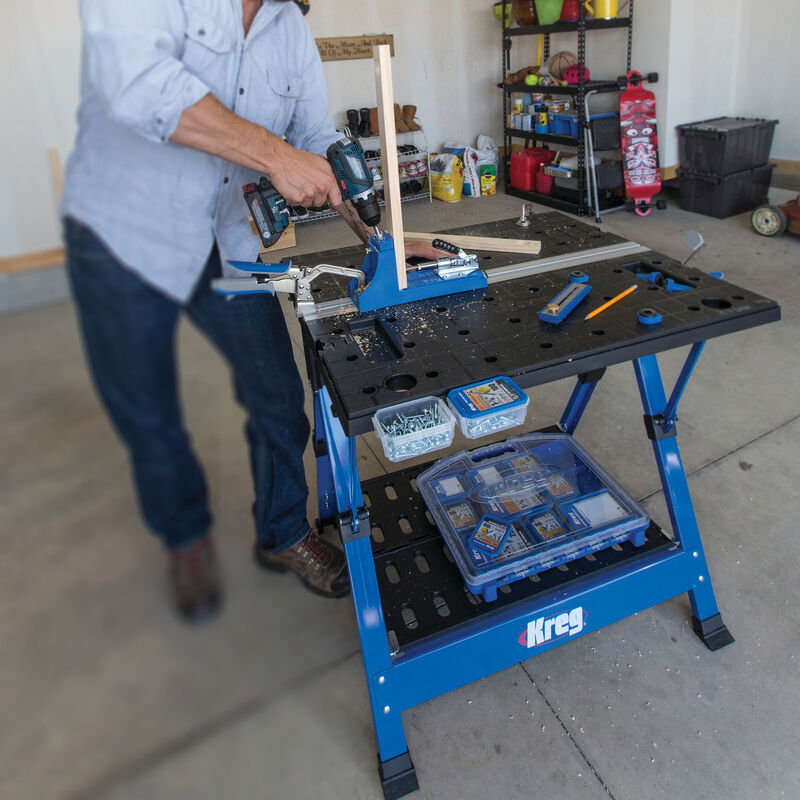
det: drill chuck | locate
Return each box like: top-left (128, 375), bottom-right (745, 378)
top-left (350, 188), bottom-right (381, 228)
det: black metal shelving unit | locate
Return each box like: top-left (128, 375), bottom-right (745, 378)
top-left (500, 0), bottom-right (634, 216)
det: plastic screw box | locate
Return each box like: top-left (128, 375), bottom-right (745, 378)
top-left (373, 397), bottom-right (455, 462)
top-left (418, 433), bottom-right (649, 601)
top-left (447, 376), bottom-right (529, 439)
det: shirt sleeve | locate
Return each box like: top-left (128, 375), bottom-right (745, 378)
top-left (80, 0), bottom-right (212, 143)
top-left (284, 19), bottom-right (341, 156)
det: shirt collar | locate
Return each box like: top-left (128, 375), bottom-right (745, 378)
top-left (247, 0), bottom-right (289, 40)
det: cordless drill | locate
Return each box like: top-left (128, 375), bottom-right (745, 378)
top-left (244, 136), bottom-right (380, 247)
top-left (326, 136), bottom-right (381, 229)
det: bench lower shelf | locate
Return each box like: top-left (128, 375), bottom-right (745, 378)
top-left (324, 459), bottom-right (674, 655)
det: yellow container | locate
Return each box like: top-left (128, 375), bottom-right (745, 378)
top-left (585, 0), bottom-right (618, 19)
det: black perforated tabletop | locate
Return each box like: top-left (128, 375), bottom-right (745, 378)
top-left (300, 214), bottom-right (779, 437)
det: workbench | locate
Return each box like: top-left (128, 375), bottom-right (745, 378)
top-left (295, 213), bottom-right (779, 799)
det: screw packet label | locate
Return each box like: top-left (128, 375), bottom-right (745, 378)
top-left (470, 521), bottom-right (534, 565)
top-left (508, 454), bottom-right (540, 473)
top-left (528, 510), bottom-right (566, 540)
top-left (545, 473), bottom-right (576, 499)
top-left (488, 487), bottom-right (546, 516)
top-left (434, 474), bottom-right (468, 498)
top-left (471, 516), bottom-right (511, 554)
top-left (565, 490), bottom-right (629, 530)
top-left (475, 465), bottom-right (504, 486)
top-left (446, 500), bottom-right (477, 531)
top-left (459, 379), bottom-right (522, 413)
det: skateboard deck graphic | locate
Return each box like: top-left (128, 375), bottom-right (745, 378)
top-left (620, 71), bottom-right (661, 216)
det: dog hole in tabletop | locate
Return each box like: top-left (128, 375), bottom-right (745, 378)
top-left (702, 297), bottom-right (732, 309)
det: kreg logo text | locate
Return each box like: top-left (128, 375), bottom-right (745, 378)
top-left (519, 606), bottom-right (586, 648)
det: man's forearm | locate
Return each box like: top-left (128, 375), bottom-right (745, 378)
top-left (171, 94), bottom-right (444, 260)
top-left (171, 93), bottom-right (283, 173)
top-left (172, 94), bottom-right (341, 208)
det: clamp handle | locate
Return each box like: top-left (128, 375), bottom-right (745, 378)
top-left (432, 239), bottom-right (460, 255)
top-left (228, 260), bottom-right (292, 275)
top-left (212, 277), bottom-right (274, 296)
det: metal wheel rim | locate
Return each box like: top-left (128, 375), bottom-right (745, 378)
top-left (752, 207), bottom-right (781, 235)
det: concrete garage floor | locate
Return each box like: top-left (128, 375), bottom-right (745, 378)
top-left (1, 188), bottom-right (798, 800)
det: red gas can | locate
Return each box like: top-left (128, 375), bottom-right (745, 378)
top-left (561, 0), bottom-right (581, 20)
top-left (510, 148), bottom-right (556, 192)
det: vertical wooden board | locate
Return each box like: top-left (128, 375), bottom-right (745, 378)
top-left (373, 44), bottom-right (407, 290)
top-left (48, 147), bottom-right (63, 200)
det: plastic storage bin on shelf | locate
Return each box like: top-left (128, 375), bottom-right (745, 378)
top-left (551, 114), bottom-right (579, 138)
top-left (678, 163), bottom-right (775, 219)
top-left (418, 434), bottom-right (649, 601)
top-left (677, 117), bottom-right (778, 176)
top-left (554, 160), bottom-right (622, 192)
top-left (589, 113), bottom-right (621, 150)
top-left (373, 397), bottom-right (455, 462)
top-left (447, 376), bottom-right (529, 439)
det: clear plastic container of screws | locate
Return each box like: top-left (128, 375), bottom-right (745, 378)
top-left (447, 376), bottom-right (529, 439)
top-left (373, 397), bottom-right (456, 462)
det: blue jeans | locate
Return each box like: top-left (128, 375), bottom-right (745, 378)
top-left (64, 218), bottom-right (310, 552)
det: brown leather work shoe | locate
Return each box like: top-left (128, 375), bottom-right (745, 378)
top-left (255, 529), bottom-right (350, 598)
top-left (168, 534), bottom-right (222, 623)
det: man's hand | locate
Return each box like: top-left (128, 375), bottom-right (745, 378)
top-left (404, 240), bottom-right (450, 261)
top-left (333, 203), bottom-right (453, 262)
top-left (172, 94), bottom-right (341, 207)
top-left (269, 142), bottom-right (342, 208)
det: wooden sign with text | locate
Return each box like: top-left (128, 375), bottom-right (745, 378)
top-left (315, 35), bottom-right (394, 62)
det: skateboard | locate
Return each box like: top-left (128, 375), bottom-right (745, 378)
top-left (619, 71), bottom-right (664, 217)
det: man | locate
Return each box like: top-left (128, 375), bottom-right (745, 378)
top-left (63, 0), bottom-right (438, 621)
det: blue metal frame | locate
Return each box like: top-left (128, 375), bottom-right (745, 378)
top-left (559, 377), bottom-right (601, 434)
top-left (663, 341), bottom-right (705, 431)
top-left (314, 343), bottom-right (726, 774)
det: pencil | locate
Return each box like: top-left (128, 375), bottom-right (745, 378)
top-left (584, 284), bottom-right (638, 320)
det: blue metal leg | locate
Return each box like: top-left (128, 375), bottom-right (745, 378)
top-left (633, 353), bottom-right (734, 650)
top-left (560, 380), bottom-right (598, 434)
top-left (313, 392), bottom-right (336, 521)
top-left (314, 388), bottom-right (418, 793)
top-left (559, 370), bottom-right (604, 434)
top-left (663, 341), bottom-right (705, 430)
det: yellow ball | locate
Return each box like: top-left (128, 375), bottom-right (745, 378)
top-left (524, 73), bottom-right (539, 86)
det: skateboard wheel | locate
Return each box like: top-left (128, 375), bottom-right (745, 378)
top-left (569, 270), bottom-right (589, 283)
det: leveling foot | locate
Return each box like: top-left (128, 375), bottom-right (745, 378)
top-left (692, 613), bottom-right (735, 651)
top-left (378, 751), bottom-right (419, 800)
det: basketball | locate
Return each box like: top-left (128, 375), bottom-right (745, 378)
top-left (548, 51), bottom-right (578, 80)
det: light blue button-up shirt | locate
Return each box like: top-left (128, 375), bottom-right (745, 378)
top-left (63, 0), bottom-right (339, 302)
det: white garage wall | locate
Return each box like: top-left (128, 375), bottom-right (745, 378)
top-left (307, 0), bottom-right (503, 150)
top-left (661, 0), bottom-right (744, 167)
top-left (0, 0), bottom-right (82, 259)
top-left (734, 0), bottom-right (799, 159)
